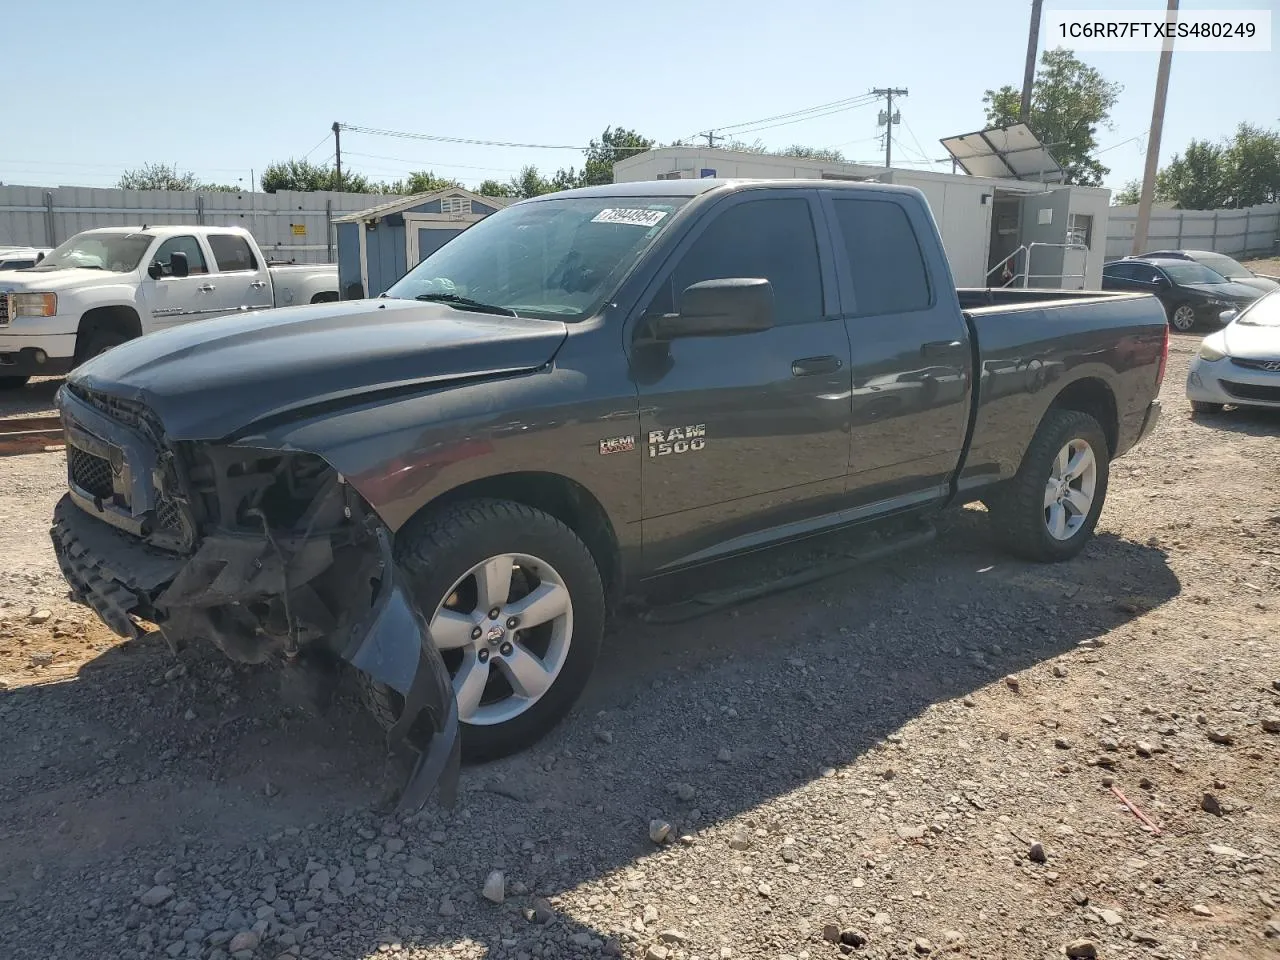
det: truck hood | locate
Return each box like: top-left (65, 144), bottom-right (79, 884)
top-left (0, 267), bottom-right (134, 293)
top-left (68, 298), bottom-right (568, 440)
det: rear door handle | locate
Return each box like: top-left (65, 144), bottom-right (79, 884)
top-left (921, 340), bottom-right (963, 357)
top-left (198, 283), bottom-right (216, 293)
top-left (791, 355), bottom-right (843, 377)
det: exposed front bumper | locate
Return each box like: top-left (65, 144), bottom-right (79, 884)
top-left (0, 343), bottom-right (75, 378)
top-left (1187, 355), bottom-right (1280, 409)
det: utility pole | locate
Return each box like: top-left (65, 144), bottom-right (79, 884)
top-left (332, 122), bottom-right (343, 186)
top-left (701, 130), bottom-right (722, 149)
top-left (1133, 0), bottom-right (1178, 255)
top-left (1020, 0), bottom-right (1045, 123)
top-left (872, 88), bottom-right (908, 168)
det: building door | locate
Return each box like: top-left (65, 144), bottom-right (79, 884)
top-left (404, 215), bottom-right (468, 268)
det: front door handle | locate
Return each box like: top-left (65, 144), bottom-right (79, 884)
top-left (791, 355), bottom-right (843, 377)
top-left (921, 340), bottom-right (963, 357)
top-left (249, 280), bottom-right (267, 289)
top-left (198, 283), bottom-right (217, 293)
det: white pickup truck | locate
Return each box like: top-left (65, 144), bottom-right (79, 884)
top-left (0, 225), bottom-right (339, 388)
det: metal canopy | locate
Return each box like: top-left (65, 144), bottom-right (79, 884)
top-left (939, 123), bottom-right (1065, 183)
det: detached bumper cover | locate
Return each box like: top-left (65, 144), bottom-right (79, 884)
top-left (340, 533), bottom-right (460, 811)
top-left (50, 495), bottom-right (460, 811)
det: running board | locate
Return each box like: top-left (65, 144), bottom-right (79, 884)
top-left (638, 522), bottom-right (937, 624)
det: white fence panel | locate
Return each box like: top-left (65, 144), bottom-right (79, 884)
top-left (1105, 203), bottom-right (1280, 261)
top-left (0, 185), bottom-right (404, 263)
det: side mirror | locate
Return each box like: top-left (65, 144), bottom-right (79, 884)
top-left (652, 278), bottom-right (775, 339)
top-left (35, 251), bottom-right (45, 264)
top-left (169, 251), bottom-right (189, 279)
top-left (147, 261), bottom-right (163, 279)
top-left (1152, 275), bottom-right (1170, 287)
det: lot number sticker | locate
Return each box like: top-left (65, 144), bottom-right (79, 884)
top-left (591, 208), bottom-right (668, 227)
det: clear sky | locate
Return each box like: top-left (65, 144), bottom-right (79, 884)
top-left (5, 0), bottom-right (1276, 196)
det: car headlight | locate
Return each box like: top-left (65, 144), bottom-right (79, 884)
top-left (10, 292), bottom-right (57, 317)
top-left (1198, 343), bottom-right (1226, 362)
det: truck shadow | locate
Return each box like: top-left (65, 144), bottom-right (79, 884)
top-left (0, 512), bottom-right (1181, 958)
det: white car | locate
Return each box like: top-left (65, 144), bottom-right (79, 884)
top-left (0, 226), bottom-right (337, 388)
top-left (1186, 290), bottom-right (1280, 414)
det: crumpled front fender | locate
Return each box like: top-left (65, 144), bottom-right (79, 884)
top-left (341, 529), bottom-right (459, 811)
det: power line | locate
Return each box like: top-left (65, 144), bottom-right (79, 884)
top-left (697, 93), bottom-right (880, 138)
top-left (343, 150), bottom-right (518, 174)
top-left (301, 133), bottom-right (332, 161)
top-left (339, 123), bottom-right (649, 153)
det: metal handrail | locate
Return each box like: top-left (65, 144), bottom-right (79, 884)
top-left (986, 245), bottom-right (1026, 287)
top-left (1022, 242), bottom-right (1089, 289)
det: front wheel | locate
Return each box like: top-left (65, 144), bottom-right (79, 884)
top-left (986, 409), bottom-right (1110, 563)
top-left (364, 499), bottom-right (605, 762)
top-left (1168, 302), bottom-right (1197, 332)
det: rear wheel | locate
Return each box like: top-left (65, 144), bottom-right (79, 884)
top-left (986, 409), bottom-right (1110, 563)
top-left (1189, 400), bottom-right (1224, 415)
top-left (363, 499), bottom-right (605, 762)
top-left (0, 376), bottom-right (30, 390)
top-left (1168, 302), bottom-right (1197, 332)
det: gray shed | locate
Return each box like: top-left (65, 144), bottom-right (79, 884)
top-left (333, 188), bottom-right (515, 299)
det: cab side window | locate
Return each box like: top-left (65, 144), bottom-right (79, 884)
top-left (649, 197), bottom-right (823, 325)
top-left (153, 236), bottom-right (208, 276)
top-left (208, 234), bottom-right (259, 272)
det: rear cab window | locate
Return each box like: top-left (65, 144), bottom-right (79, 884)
top-left (208, 234), bottom-right (259, 273)
top-left (829, 196), bottom-right (931, 316)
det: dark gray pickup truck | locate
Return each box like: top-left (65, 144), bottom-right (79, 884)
top-left (50, 179), bottom-right (1168, 806)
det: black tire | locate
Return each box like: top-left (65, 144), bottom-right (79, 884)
top-left (364, 498), bottom-right (605, 762)
top-left (1166, 301), bottom-right (1198, 332)
top-left (1189, 400), bottom-right (1224, 415)
top-left (76, 327), bottom-right (131, 364)
top-left (0, 375), bottom-right (30, 390)
top-left (986, 409), bottom-right (1110, 563)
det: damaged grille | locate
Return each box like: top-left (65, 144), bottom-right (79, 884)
top-left (69, 446), bottom-right (114, 500)
top-left (65, 382), bottom-right (158, 435)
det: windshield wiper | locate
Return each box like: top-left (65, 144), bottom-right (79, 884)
top-left (415, 293), bottom-right (517, 317)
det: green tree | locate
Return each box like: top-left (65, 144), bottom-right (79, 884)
top-left (1154, 139), bottom-right (1229, 209)
top-left (780, 145), bottom-right (847, 162)
top-left (118, 163), bottom-right (200, 191)
top-left (260, 158), bottom-right (374, 193)
top-left (1224, 123), bottom-right (1280, 207)
top-left (508, 165), bottom-right (555, 199)
top-left (1112, 180), bottom-right (1141, 205)
top-left (579, 126), bottom-right (655, 186)
top-left (386, 170), bottom-right (463, 195)
top-left (983, 48), bottom-right (1122, 186)
top-left (476, 179), bottom-right (517, 197)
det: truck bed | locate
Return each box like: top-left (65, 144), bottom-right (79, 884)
top-left (957, 287), bottom-right (1153, 312)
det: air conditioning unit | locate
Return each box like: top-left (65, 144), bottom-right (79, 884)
top-left (656, 170), bottom-right (696, 180)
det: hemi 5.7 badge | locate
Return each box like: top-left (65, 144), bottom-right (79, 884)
top-left (648, 424), bottom-right (706, 457)
top-left (598, 436), bottom-right (636, 455)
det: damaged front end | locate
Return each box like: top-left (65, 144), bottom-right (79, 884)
top-left (50, 382), bottom-right (458, 810)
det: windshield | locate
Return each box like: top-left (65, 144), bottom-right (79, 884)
top-left (386, 196), bottom-right (689, 320)
top-left (1236, 291), bottom-right (1280, 327)
top-left (1162, 262), bottom-right (1228, 285)
top-left (32, 232), bottom-right (152, 272)
top-left (1195, 253), bottom-right (1250, 279)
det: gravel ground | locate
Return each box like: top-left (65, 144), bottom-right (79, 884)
top-left (1, 330), bottom-right (1278, 960)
